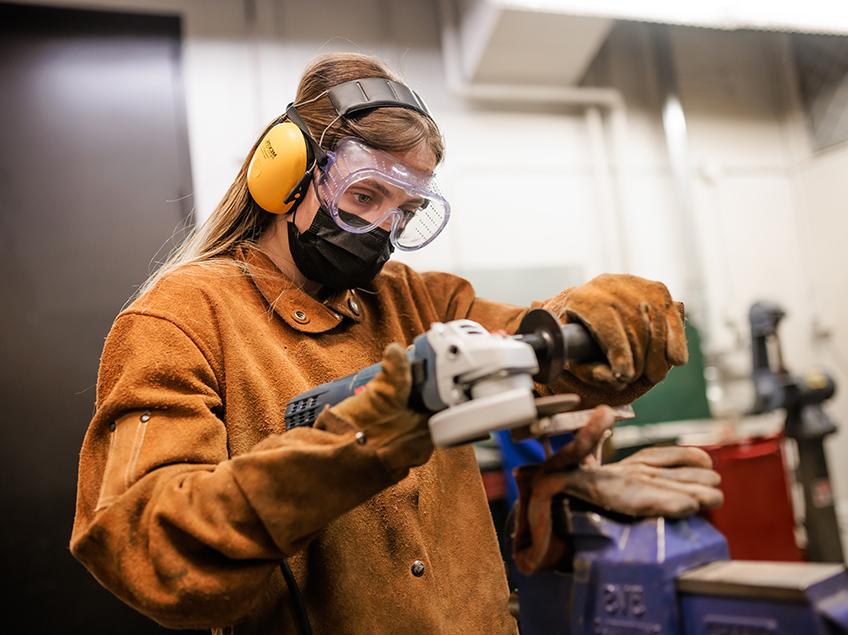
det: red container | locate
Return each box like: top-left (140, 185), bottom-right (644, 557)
top-left (481, 468), bottom-right (508, 502)
top-left (695, 433), bottom-right (803, 561)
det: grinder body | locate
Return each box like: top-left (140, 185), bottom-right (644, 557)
top-left (284, 309), bottom-right (603, 446)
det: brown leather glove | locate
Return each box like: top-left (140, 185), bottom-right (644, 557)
top-left (323, 343), bottom-right (434, 474)
top-left (569, 446), bottom-right (723, 518)
top-left (513, 406), bottom-right (616, 574)
top-left (512, 409), bottom-right (722, 574)
top-left (543, 273), bottom-right (688, 391)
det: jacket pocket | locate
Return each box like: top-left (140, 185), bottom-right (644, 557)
top-left (95, 411), bottom-right (151, 511)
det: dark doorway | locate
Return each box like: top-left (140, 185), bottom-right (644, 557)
top-left (0, 3), bottom-right (196, 632)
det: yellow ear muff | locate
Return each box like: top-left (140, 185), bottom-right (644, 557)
top-left (247, 121), bottom-right (309, 214)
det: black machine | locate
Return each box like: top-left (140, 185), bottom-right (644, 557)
top-left (750, 301), bottom-right (844, 563)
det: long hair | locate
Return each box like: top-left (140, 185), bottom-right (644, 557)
top-left (136, 52), bottom-right (444, 297)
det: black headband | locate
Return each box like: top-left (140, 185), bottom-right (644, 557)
top-left (327, 78), bottom-right (431, 119)
top-left (285, 105), bottom-right (326, 166)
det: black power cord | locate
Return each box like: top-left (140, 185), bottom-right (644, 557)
top-left (279, 560), bottom-right (314, 635)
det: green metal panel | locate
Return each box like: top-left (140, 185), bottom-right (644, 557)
top-left (624, 322), bottom-right (711, 426)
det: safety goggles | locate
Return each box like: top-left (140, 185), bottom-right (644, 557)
top-left (315, 137), bottom-right (450, 251)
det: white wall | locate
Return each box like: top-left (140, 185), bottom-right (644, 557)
top-left (668, 27), bottom-right (848, 542)
top-left (20, 0), bottom-right (848, 542)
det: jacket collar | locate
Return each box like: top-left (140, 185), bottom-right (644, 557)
top-left (236, 245), bottom-right (363, 334)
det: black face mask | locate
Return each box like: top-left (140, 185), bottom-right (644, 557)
top-left (287, 206), bottom-right (394, 291)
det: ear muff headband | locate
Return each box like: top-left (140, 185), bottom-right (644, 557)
top-left (327, 78), bottom-right (431, 118)
top-left (247, 77), bottom-right (434, 214)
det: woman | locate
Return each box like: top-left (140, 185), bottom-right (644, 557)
top-left (71, 52), bottom-right (720, 634)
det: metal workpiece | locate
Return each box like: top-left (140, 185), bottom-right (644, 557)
top-left (530, 404), bottom-right (635, 437)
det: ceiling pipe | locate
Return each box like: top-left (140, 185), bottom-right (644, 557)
top-left (652, 24), bottom-right (710, 335)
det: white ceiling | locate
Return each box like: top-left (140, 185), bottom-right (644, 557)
top-left (493, 0), bottom-right (848, 35)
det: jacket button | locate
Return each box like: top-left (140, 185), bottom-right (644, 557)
top-left (410, 560), bottom-right (425, 577)
top-left (292, 310), bottom-right (309, 324)
top-left (348, 297), bottom-right (360, 315)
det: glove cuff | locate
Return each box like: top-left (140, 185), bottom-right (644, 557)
top-left (317, 407), bottom-right (430, 480)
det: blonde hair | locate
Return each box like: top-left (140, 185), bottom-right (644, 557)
top-left (136, 52), bottom-right (444, 297)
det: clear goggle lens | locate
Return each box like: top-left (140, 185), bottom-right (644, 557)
top-left (316, 138), bottom-right (450, 251)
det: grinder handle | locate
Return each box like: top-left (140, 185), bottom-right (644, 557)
top-left (561, 323), bottom-right (605, 364)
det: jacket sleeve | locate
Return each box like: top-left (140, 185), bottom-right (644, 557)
top-left (417, 270), bottom-right (528, 333)
top-left (416, 270), bottom-right (652, 407)
top-left (70, 313), bottom-right (402, 629)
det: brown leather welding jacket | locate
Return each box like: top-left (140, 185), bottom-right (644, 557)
top-left (70, 245), bottom-right (640, 634)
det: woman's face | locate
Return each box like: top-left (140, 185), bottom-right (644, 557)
top-left (292, 140), bottom-right (438, 233)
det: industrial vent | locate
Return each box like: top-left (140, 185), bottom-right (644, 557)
top-left (792, 33), bottom-right (848, 152)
